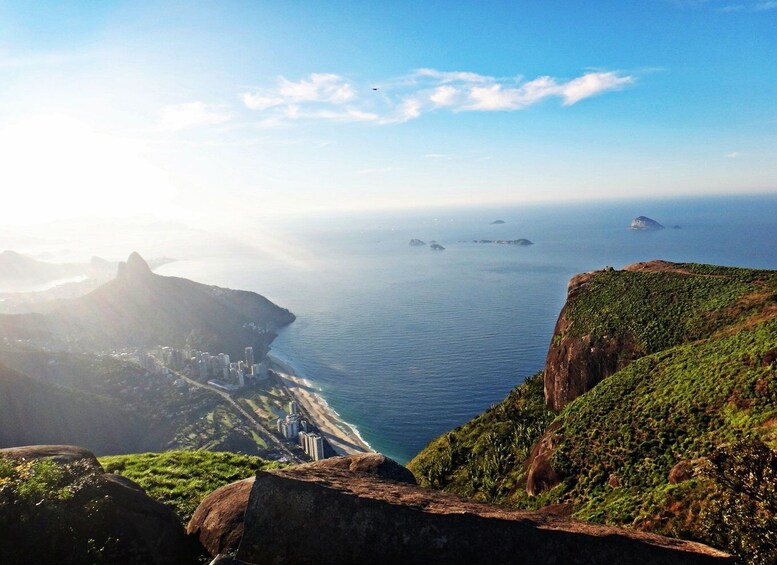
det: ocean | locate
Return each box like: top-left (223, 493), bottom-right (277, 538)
top-left (159, 194), bottom-right (777, 463)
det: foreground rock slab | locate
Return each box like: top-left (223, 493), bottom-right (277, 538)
top-left (238, 456), bottom-right (731, 565)
top-left (190, 454), bottom-right (415, 557)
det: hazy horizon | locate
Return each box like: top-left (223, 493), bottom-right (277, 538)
top-left (1, 0), bottom-right (775, 228)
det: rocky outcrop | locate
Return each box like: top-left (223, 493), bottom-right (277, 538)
top-left (189, 454), bottom-right (415, 557)
top-left (188, 477), bottom-right (254, 556)
top-left (526, 421), bottom-right (563, 495)
top-left (236, 455), bottom-right (730, 564)
top-left (0, 444), bottom-right (201, 564)
top-left (629, 216), bottom-right (664, 230)
top-left (0, 444), bottom-right (102, 467)
top-left (543, 270), bottom-right (642, 411)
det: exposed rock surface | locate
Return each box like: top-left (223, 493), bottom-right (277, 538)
top-left (189, 454), bottom-right (414, 557)
top-left (629, 216), bottom-right (665, 230)
top-left (544, 270), bottom-right (642, 411)
top-left (668, 459), bottom-right (704, 485)
top-left (526, 422), bottom-right (563, 495)
top-left (237, 455), bottom-right (730, 564)
top-left (0, 444), bottom-right (102, 467)
top-left (188, 477), bottom-right (255, 557)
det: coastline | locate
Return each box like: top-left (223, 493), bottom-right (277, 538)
top-left (267, 353), bottom-right (373, 456)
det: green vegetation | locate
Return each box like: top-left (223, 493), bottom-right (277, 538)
top-left (564, 264), bottom-right (777, 355)
top-left (410, 262), bottom-right (777, 563)
top-left (100, 450), bottom-right (280, 522)
top-left (408, 372), bottom-right (554, 504)
top-left (0, 456), bottom-right (112, 563)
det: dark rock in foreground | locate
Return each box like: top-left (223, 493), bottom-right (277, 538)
top-left (0, 445), bottom-right (201, 565)
top-left (629, 216), bottom-right (664, 230)
top-left (0, 444), bottom-right (102, 467)
top-left (190, 454), bottom-right (415, 557)
top-left (237, 455), bottom-right (730, 564)
top-left (188, 477), bottom-right (255, 557)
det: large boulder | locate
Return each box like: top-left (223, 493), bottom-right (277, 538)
top-left (189, 454), bottom-right (416, 557)
top-left (0, 444), bottom-right (102, 467)
top-left (237, 454), bottom-right (731, 564)
top-left (0, 444), bottom-right (201, 564)
top-left (188, 477), bottom-right (255, 556)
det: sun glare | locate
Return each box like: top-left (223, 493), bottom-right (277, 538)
top-left (0, 115), bottom-right (172, 225)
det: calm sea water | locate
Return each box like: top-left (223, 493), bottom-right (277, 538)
top-left (160, 195), bottom-right (777, 463)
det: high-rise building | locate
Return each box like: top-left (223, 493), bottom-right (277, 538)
top-left (299, 431), bottom-right (325, 460)
top-left (245, 346), bottom-right (255, 369)
top-left (289, 400), bottom-right (298, 415)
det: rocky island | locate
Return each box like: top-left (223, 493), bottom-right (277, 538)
top-left (409, 239), bottom-right (426, 246)
top-left (490, 219), bottom-right (506, 224)
top-left (629, 216), bottom-right (665, 230)
top-left (430, 243), bottom-right (446, 251)
top-left (474, 239), bottom-right (533, 246)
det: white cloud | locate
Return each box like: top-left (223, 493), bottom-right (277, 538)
top-left (414, 68), bottom-right (492, 84)
top-left (242, 73), bottom-right (356, 110)
top-left (429, 85), bottom-right (460, 107)
top-left (559, 72), bottom-right (634, 105)
top-left (725, 151), bottom-right (741, 158)
top-left (240, 68), bottom-right (635, 126)
top-left (158, 102), bottom-right (232, 131)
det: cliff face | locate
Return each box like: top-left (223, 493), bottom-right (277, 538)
top-left (543, 270), bottom-right (641, 411)
top-left (411, 261), bottom-right (777, 564)
top-left (543, 260), bottom-right (777, 411)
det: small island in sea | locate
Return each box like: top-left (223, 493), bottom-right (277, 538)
top-left (409, 239), bottom-right (426, 246)
top-left (490, 219), bottom-right (505, 224)
top-left (629, 216), bottom-right (664, 230)
top-left (430, 243), bottom-right (445, 251)
top-left (473, 239), bottom-right (533, 246)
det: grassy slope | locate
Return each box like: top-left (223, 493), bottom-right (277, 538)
top-left (100, 450), bottom-right (281, 522)
top-left (562, 263), bottom-right (775, 354)
top-left (409, 262), bottom-right (777, 562)
top-left (407, 372), bottom-right (554, 505)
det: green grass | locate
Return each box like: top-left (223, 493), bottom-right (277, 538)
top-left (563, 264), bottom-right (777, 355)
top-left (408, 372), bottom-right (554, 504)
top-left (100, 450), bottom-right (281, 522)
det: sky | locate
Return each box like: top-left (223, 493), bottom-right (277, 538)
top-left (0, 0), bottom-right (776, 227)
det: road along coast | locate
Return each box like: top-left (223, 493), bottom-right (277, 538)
top-left (267, 354), bottom-right (373, 456)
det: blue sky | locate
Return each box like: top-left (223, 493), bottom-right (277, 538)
top-left (0, 0), bottom-right (775, 223)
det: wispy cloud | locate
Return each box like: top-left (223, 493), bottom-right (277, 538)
top-left (158, 102), bottom-right (232, 131)
top-left (242, 73), bottom-right (356, 110)
top-left (240, 68), bottom-right (635, 127)
top-left (725, 151), bottom-right (742, 158)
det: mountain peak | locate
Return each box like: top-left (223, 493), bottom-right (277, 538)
top-left (117, 252), bottom-right (152, 279)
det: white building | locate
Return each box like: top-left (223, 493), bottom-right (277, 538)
top-left (299, 431), bottom-right (325, 461)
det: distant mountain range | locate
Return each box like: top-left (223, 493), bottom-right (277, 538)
top-left (0, 252), bottom-right (294, 359)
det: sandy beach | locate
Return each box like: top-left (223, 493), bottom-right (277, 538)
top-left (267, 354), bottom-right (373, 456)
